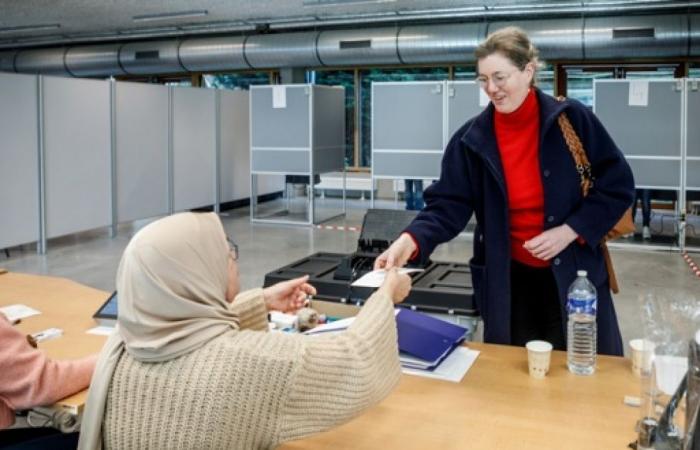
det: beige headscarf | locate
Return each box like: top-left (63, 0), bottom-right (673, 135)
top-left (79, 212), bottom-right (239, 449)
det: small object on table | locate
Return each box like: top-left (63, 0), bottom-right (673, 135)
top-left (297, 307), bottom-right (320, 332)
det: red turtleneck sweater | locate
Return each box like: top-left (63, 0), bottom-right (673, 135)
top-left (494, 89), bottom-right (549, 268)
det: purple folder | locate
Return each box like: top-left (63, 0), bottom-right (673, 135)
top-left (396, 308), bottom-right (468, 366)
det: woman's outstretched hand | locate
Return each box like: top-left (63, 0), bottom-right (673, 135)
top-left (263, 275), bottom-right (317, 313)
top-left (374, 233), bottom-right (417, 270)
top-left (378, 268), bottom-right (412, 304)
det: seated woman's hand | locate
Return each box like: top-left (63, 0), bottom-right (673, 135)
top-left (378, 268), bottom-right (412, 304)
top-left (263, 275), bottom-right (317, 313)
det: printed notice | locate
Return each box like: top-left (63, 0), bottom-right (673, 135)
top-left (272, 86), bottom-right (287, 109)
top-left (479, 89), bottom-right (490, 107)
top-left (628, 80), bottom-right (649, 107)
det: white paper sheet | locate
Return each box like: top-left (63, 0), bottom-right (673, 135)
top-left (86, 325), bottom-right (116, 336)
top-left (628, 80), bottom-right (649, 107)
top-left (351, 268), bottom-right (424, 288)
top-left (479, 89), bottom-right (490, 107)
top-left (402, 346), bottom-right (480, 383)
top-left (0, 304), bottom-right (41, 322)
top-left (272, 86), bottom-right (287, 109)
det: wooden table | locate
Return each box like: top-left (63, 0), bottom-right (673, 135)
top-left (0, 271), bottom-right (108, 414)
top-left (0, 271), bottom-right (640, 448)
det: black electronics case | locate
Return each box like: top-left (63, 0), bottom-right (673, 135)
top-left (263, 209), bottom-right (476, 316)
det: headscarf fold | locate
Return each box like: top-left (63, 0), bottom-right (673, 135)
top-left (79, 212), bottom-right (238, 449)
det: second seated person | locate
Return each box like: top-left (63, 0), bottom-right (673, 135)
top-left (78, 212), bottom-right (411, 450)
top-left (375, 27), bottom-right (634, 356)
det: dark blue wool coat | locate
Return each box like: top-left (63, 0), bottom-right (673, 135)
top-left (404, 89), bottom-right (634, 356)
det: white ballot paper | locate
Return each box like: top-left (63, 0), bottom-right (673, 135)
top-left (0, 304), bottom-right (41, 322)
top-left (351, 268), bottom-right (424, 288)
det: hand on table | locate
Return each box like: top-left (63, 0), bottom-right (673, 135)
top-left (263, 275), bottom-right (317, 313)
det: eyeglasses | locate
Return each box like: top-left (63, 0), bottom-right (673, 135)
top-left (476, 70), bottom-right (516, 88)
top-left (226, 236), bottom-right (239, 261)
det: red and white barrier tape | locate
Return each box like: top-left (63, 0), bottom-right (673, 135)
top-left (682, 252), bottom-right (700, 278)
top-left (315, 225), bottom-right (361, 232)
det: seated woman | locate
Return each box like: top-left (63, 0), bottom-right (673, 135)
top-left (0, 313), bottom-right (96, 450)
top-left (79, 212), bottom-right (410, 450)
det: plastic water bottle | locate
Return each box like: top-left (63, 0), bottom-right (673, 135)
top-left (567, 270), bottom-right (597, 375)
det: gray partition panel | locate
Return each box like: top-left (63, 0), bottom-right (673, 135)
top-left (43, 76), bottom-right (111, 239)
top-left (251, 86), bottom-right (310, 148)
top-left (373, 82), bottom-right (443, 151)
top-left (252, 150), bottom-right (309, 173)
top-left (0, 73), bottom-right (38, 249)
top-left (173, 87), bottom-right (216, 211)
top-left (312, 87), bottom-right (345, 174)
top-left (115, 82), bottom-right (169, 222)
top-left (594, 81), bottom-right (681, 157)
top-left (373, 152), bottom-right (442, 178)
top-left (627, 159), bottom-right (681, 189)
top-left (448, 82), bottom-right (483, 138)
top-left (687, 161), bottom-right (700, 189)
top-left (220, 90), bottom-right (250, 203)
top-left (688, 81), bottom-right (700, 158)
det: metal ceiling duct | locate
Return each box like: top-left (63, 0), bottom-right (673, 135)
top-left (119, 40), bottom-right (184, 75)
top-left (15, 47), bottom-right (71, 76)
top-left (691, 14), bottom-right (700, 57)
top-left (0, 50), bottom-right (17, 72)
top-left (65, 44), bottom-right (125, 77)
top-left (245, 31), bottom-right (320, 69)
top-left (584, 14), bottom-right (688, 60)
top-left (489, 18), bottom-right (584, 61)
top-left (179, 35), bottom-right (249, 72)
top-left (398, 22), bottom-right (486, 64)
top-left (317, 27), bottom-right (400, 66)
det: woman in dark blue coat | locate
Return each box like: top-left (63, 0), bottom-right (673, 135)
top-left (374, 27), bottom-right (634, 356)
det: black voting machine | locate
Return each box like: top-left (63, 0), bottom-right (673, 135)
top-left (263, 209), bottom-right (477, 316)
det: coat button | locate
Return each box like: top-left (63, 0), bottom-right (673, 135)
top-left (554, 258), bottom-right (561, 266)
top-left (547, 215), bottom-right (555, 223)
top-left (543, 169), bottom-right (551, 178)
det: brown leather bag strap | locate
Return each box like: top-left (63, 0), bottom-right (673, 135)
top-left (556, 98), bottom-right (594, 197)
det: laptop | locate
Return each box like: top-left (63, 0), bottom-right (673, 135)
top-left (93, 291), bottom-right (118, 327)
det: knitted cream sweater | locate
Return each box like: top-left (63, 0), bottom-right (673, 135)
top-left (102, 288), bottom-right (401, 449)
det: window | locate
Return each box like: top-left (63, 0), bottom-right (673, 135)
top-left (203, 72), bottom-right (271, 90)
top-left (310, 70), bottom-right (356, 167)
top-left (691, 63), bottom-right (700, 78)
top-left (566, 69), bottom-right (615, 107)
top-left (359, 67), bottom-right (449, 167)
top-left (453, 65), bottom-right (476, 80)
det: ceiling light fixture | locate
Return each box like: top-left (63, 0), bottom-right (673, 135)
top-left (133, 10), bottom-right (208, 23)
top-left (0, 23), bottom-right (61, 34)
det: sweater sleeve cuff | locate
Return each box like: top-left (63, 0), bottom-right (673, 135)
top-left (229, 288), bottom-right (269, 331)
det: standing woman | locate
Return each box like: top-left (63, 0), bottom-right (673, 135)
top-left (375, 27), bottom-right (634, 356)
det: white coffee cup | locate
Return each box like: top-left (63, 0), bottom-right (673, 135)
top-left (526, 340), bottom-right (553, 379)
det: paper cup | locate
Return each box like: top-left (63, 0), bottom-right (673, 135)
top-left (629, 339), bottom-right (655, 377)
top-left (526, 340), bottom-right (553, 379)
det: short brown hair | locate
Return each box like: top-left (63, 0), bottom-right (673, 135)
top-left (475, 26), bottom-right (540, 86)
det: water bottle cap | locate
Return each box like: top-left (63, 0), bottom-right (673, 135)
top-left (577, 270), bottom-right (587, 277)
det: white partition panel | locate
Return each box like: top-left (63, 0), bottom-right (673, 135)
top-left (220, 90), bottom-right (249, 203)
top-left (0, 73), bottom-right (39, 249)
top-left (43, 76), bottom-right (111, 239)
top-left (115, 82), bottom-right (169, 222)
top-left (172, 87), bottom-right (216, 211)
